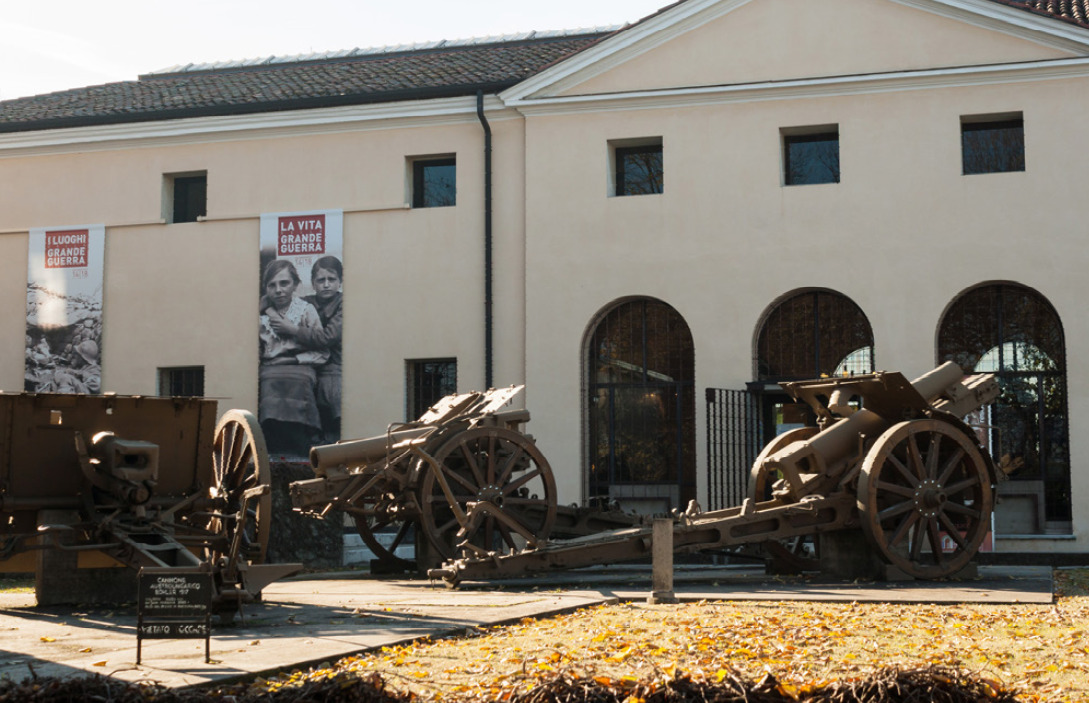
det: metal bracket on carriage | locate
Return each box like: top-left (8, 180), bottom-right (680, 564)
top-left (673, 500), bottom-right (703, 525)
top-left (781, 495), bottom-right (824, 516)
top-left (0, 534), bottom-right (33, 559)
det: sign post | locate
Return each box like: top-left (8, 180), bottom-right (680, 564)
top-left (137, 567), bottom-right (213, 664)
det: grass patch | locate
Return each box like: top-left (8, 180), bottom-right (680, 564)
top-left (0, 577), bottom-right (33, 594)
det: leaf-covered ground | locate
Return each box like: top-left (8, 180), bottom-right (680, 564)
top-left (291, 568), bottom-right (1089, 703)
top-left (1, 569), bottom-right (1086, 702)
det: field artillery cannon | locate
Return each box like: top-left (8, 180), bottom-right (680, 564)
top-left (0, 393), bottom-right (298, 618)
top-left (290, 386), bottom-right (559, 571)
top-left (430, 362), bottom-right (1000, 585)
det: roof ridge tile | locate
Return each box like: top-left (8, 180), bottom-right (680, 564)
top-left (146, 27), bottom-right (621, 78)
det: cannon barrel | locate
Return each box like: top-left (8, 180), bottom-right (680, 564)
top-left (309, 426), bottom-right (433, 473)
top-left (764, 362), bottom-right (996, 499)
top-left (803, 362), bottom-right (964, 461)
top-left (309, 407), bottom-right (533, 474)
top-left (909, 360), bottom-right (971, 400)
top-left (428, 366), bottom-right (1001, 585)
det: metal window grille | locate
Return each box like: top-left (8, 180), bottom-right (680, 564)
top-left (705, 388), bottom-right (762, 511)
top-left (757, 290), bottom-right (874, 381)
top-left (587, 299), bottom-right (695, 508)
top-left (962, 117), bottom-right (1025, 175)
top-left (938, 283), bottom-right (1070, 526)
top-left (159, 366), bottom-right (205, 397)
top-left (408, 359), bottom-right (457, 420)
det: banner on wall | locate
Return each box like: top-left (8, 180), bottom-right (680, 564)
top-left (258, 210), bottom-right (344, 457)
top-left (24, 224), bottom-right (105, 394)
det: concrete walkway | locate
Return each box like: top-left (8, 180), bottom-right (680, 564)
top-left (0, 565), bottom-right (1053, 690)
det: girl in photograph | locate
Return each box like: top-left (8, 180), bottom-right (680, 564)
top-left (258, 259), bottom-right (328, 456)
top-left (265, 256), bottom-right (343, 444)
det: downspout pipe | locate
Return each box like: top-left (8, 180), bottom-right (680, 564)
top-left (477, 90), bottom-right (494, 388)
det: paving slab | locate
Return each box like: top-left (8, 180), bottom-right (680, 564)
top-left (0, 565), bottom-right (1052, 690)
top-left (463, 564), bottom-right (1055, 605)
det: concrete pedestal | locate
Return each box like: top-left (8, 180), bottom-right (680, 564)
top-left (818, 530), bottom-right (890, 581)
top-left (818, 529), bottom-right (980, 581)
top-left (648, 518), bottom-right (678, 604)
top-left (36, 510), bottom-right (137, 606)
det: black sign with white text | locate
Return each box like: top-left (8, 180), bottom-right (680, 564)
top-left (137, 568), bottom-right (213, 662)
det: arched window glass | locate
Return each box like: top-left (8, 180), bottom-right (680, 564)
top-left (974, 342), bottom-right (1056, 374)
top-left (757, 290), bottom-right (874, 381)
top-left (938, 283), bottom-right (1070, 532)
top-left (587, 299), bottom-right (695, 513)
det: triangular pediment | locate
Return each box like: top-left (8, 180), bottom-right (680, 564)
top-left (505, 0), bottom-right (1089, 102)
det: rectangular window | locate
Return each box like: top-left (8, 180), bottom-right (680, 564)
top-left (783, 126), bottom-right (840, 185)
top-left (158, 366), bottom-right (205, 397)
top-left (164, 171), bottom-right (207, 223)
top-left (410, 156), bottom-right (456, 208)
top-left (962, 114), bottom-right (1024, 175)
top-left (407, 359), bottom-right (457, 420)
top-left (611, 138), bottom-right (663, 196)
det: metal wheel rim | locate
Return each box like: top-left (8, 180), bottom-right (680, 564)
top-left (857, 419), bottom-right (993, 579)
top-left (210, 409), bottom-right (271, 565)
top-left (749, 426), bottom-right (821, 571)
top-left (418, 426), bottom-right (557, 560)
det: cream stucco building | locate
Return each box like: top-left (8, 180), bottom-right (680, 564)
top-left (2, 0), bottom-right (1087, 560)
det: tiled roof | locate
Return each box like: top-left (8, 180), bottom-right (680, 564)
top-left (993, 0), bottom-right (1089, 26)
top-left (1, 0), bottom-right (1087, 135)
top-left (0, 30), bottom-right (614, 133)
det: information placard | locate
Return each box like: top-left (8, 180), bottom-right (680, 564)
top-left (137, 568), bottom-right (212, 663)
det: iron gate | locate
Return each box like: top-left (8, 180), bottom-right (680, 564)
top-left (705, 388), bottom-right (762, 510)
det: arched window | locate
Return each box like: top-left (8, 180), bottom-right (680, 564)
top-left (938, 283), bottom-right (1070, 533)
top-left (757, 289), bottom-right (874, 381)
top-left (586, 298), bottom-right (695, 513)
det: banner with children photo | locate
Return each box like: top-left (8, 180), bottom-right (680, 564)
top-left (25, 224), bottom-right (106, 394)
top-left (258, 209), bottom-right (344, 457)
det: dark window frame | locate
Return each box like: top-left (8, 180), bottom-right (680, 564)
top-left (756, 289), bottom-right (874, 381)
top-left (411, 157), bottom-right (457, 208)
top-left (961, 115), bottom-right (1025, 175)
top-left (783, 128), bottom-right (840, 186)
top-left (169, 173), bottom-right (207, 223)
top-left (407, 358), bottom-right (458, 420)
top-left (614, 142), bottom-right (664, 196)
top-left (158, 366), bottom-right (205, 397)
top-left (587, 298), bottom-right (696, 512)
top-left (938, 283), bottom-right (1069, 529)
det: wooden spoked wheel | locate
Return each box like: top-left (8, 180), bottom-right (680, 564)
top-left (857, 419), bottom-right (993, 579)
top-left (418, 427), bottom-right (557, 561)
top-left (350, 473), bottom-right (417, 569)
top-left (207, 409), bottom-right (271, 567)
top-left (748, 426), bottom-right (820, 571)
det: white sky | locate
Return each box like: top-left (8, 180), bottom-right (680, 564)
top-left (0, 1), bottom-right (671, 100)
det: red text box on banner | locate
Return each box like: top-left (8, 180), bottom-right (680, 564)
top-left (277, 215), bottom-right (326, 257)
top-left (44, 230), bottom-right (90, 269)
